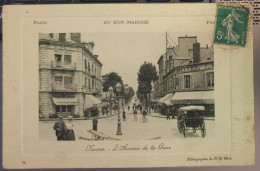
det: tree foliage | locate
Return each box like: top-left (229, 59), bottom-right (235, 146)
top-left (137, 61), bottom-right (158, 107)
top-left (102, 72), bottom-right (123, 92)
top-left (125, 87), bottom-right (135, 105)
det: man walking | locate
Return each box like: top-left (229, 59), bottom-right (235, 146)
top-left (92, 116), bottom-right (98, 131)
top-left (142, 109), bottom-right (148, 122)
top-left (53, 116), bottom-right (67, 141)
top-left (134, 110), bottom-right (137, 121)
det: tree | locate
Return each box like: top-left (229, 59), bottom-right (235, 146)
top-left (125, 87), bottom-right (135, 105)
top-left (102, 72), bottom-right (123, 92)
top-left (137, 62), bottom-right (158, 109)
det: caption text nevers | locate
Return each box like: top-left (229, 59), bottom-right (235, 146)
top-left (85, 143), bottom-right (171, 152)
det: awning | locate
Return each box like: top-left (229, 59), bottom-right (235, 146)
top-left (151, 98), bottom-right (160, 103)
top-left (171, 91), bottom-right (214, 104)
top-left (158, 93), bottom-right (174, 106)
top-left (52, 97), bottom-right (78, 105)
top-left (84, 95), bottom-right (102, 110)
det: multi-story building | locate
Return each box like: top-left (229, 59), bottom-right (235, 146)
top-left (39, 33), bottom-right (103, 118)
top-left (154, 35), bottom-right (215, 116)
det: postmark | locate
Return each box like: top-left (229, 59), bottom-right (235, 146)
top-left (214, 4), bottom-right (250, 47)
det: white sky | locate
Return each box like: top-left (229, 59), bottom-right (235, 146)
top-left (82, 32), bottom-right (212, 92)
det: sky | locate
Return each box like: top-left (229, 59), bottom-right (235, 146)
top-left (81, 32), bottom-right (212, 92)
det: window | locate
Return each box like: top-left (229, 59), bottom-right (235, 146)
top-left (88, 62), bottom-right (90, 73)
top-left (88, 79), bottom-right (91, 88)
top-left (68, 106), bottom-right (73, 112)
top-left (84, 59), bottom-right (87, 71)
top-left (55, 54), bottom-right (62, 66)
top-left (207, 72), bottom-right (214, 87)
top-left (56, 105), bottom-right (60, 113)
top-left (85, 78), bottom-right (87, 87)
top-left (62, 106), bottom-right (66, 112)
top-left (64, 77), bottom-right (73, 89)
top-left (59, 33), bottom-right (66, 41)
top-left (175, 78), bottom-right (179, 86)
top-left (184, 75), bottom-right (190, 88)
top-left (64, 55), bottom-right (71, 65)
top-left (55, 76), bottom-right (63, 85)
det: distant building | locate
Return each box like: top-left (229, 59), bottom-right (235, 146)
top-left (154, 35), bottom-right (214, 116)
top-left (39, 33), bottom-right (103, 118)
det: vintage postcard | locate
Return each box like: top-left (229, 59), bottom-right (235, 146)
top-left (2, 3), bottom-right (254, 168)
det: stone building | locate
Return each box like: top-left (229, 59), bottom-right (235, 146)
top-left (39, 33), bottom-right (103, 118)
top-left (154, 35), bottom-right (215, 116)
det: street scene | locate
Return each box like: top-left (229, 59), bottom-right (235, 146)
top-left (39, 32), bottom-right (215, 141)
top-left (40, 108), bottom-right (215, 141)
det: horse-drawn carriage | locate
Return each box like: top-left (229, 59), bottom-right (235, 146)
top-left (177, 106), bottom-right (206, 138)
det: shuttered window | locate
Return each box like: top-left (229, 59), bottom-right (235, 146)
top-left (64, 77), bottom-right (73, 89)
top-left (184, 75), bottom-right (191, 88)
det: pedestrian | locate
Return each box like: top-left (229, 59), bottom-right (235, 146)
top-left (132, 105), bottom-right (134, 111)
top-left (53, 116), bottom-right (67, 141)
top-left (151, 105), bottom-right (154, 112)
top-left (140, 105), bottom-right (143, 113)
top-left (65, 116), bottom-right (75, 141)
top-left (128, 106), bottom-right (130, 111)
top-left (142, 109), bottom-right (148, 122)
top-left (123, 110), bottom-right (126, 121)
top-left (172, 108), bottom-right (175, 119)
top-left (134, 110), bottom-right (137, 121)
top-left (92, 116), bottom-right (98, 131)
top-left (166, 108), bottom-right (170, 120)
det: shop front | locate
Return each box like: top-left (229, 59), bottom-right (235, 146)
top-left (171, 91), bottom-right (215, 117)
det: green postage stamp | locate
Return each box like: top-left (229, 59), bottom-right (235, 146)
top-left (214, 4), bottom-right (250, 47)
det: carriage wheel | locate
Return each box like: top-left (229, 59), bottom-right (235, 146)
top-left (193, 127), bottom-right (197, 133)
top-left (178, 122), bottom-right (182, 133)
top-left (182, 123), bottom-right (187, 138)
top-left (201, 122), bottom-right (206, 138)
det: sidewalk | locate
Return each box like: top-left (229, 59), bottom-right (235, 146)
top-left (147, 112), bottom-right (166, 118)
top-left (39, 113), bottom-right (117, 121)
top-left (147, 112), bottom-right (215, 120)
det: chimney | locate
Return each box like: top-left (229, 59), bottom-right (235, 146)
top-left (71, 33), bottom-right (81, 43)
top-left (193, 42), bottom-right (200, 63)
top-left (86, 42), bottom-right (95, 54)
top-left (94, 55), bottom-right (99, 59)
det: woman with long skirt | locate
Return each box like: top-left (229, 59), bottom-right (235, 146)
top-left (65, 116), bottom-right (75, 141)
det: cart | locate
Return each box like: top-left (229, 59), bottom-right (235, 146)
top-left (177, 106), bottom-right (206, 138)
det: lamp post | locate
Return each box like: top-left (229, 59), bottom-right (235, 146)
top-left (108, 86), bottom-right (113, 115)
top-left (115, 82), bottom-right (122, 135)
top-left (124, 85), bottom-right (129, 109)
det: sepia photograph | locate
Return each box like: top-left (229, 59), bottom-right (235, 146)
top-left (39, 32), bottom-right (215, 141)
top-left (2, 4), bottom-right (254, 168)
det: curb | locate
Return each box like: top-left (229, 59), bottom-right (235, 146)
top-left (147, 114), bottom-right (215, 121)
top-left (39, 113), bottom-right (118, 122)
top-left (147, 114), bottom-right (166, 118)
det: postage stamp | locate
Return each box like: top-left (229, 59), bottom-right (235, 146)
top-left (214, 4), bottom-right (250, 47)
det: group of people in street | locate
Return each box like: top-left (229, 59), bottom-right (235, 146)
top-left (53, 116), bottom-right (75, 141)
top-left (131, 104), bottom-right (148, 122)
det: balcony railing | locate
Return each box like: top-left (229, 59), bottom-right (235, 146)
top-left (51, 61), bottom-right (77, 70)
top-left (53, 84), bottom-right (77, 92)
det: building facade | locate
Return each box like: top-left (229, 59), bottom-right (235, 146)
top-left (154, 35), bottom-right (215, 116)
top-left (39, 33), bottom-right (103, 118)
